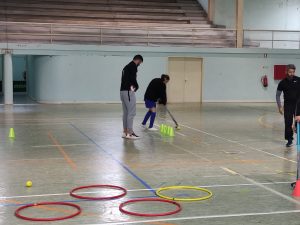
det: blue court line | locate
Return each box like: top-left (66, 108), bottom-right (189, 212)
top-left (0, 195), bottom-right (157, 207)
top-left (69, 123), bottom-right (156, 195)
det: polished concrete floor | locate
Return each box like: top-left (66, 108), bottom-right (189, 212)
top-left (0, 103), bottom-right (299, 225)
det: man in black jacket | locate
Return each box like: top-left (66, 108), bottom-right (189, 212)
top-left (142, 74), bottom-right (170, 130)
top-left (276, 64), bottom-right (300, 147)
top-left (120, 55), bottom-right (143, 139)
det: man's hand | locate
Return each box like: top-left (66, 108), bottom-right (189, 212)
top-left (296, 116), bottom-right (300, 122)
top-left (278, 107), bottom-right (284, 115)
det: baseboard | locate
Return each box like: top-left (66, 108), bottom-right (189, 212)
top-left (35, 100), bottom-right (145, 104)
top-left (202, 100), bottom-right (276, 103)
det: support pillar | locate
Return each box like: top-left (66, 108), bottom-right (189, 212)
top-left (3, 52), bottom-right (13, 104)
top-left (208, 0), bottom-right (215, 23)
top-left (236, 0), bottom-right (244, 48)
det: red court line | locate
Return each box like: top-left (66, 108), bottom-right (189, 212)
top-left (47, 131), bottom-right (77, 171)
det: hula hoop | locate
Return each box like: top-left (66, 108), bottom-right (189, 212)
top-left (156, 185), bottom-right (213, 201)
top-left (70, 184), bottom-right (127, 200)
top-left (119, 198), bottom-right (181, 217)
top-left (15, 202), bottom-right (81, 221)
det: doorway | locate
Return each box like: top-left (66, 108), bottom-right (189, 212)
top-left (167, 57), bottom-right (203, 103)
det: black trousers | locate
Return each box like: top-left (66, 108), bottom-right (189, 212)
top-left (284, 103), bottom-right (296, 140)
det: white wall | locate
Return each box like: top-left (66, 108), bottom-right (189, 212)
top-left (26, 52), bottom-right (300, 103)
top-left (244, 0), bottom-right (300, 30)
top-left (12, 56), bottom-right (26, 81)
top-left (214, 0), bottom-right (236, 28)
top-left (29, 55), bottom-right (167, 103)
top-left (213, 0), bottom-right (300, 30)
top-left (197, 0), bottom-right (208, 12)
top-left (203, 56), bottom-right (300, 102)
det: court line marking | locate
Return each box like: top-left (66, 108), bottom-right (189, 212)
top-left (47, 131), bottom-right (78, 171)
top-left (220, 167), bottom-right (300, 207)
top-left (0, 181), bottom-right (292, 200)
top-left (5, 157), bottom-right (65, 162)
top-left (69, 123), bottom-right (156, 195)
top-left (81, 210), bottom-right (300, 225)
top-left (157, 121), bottom-right (300, 208)
top-left (32, 143), bottom-right (93, 148)
top-left (220, 167), bottom-right (238, 175)
top-left (0, 195), bottom-right (157, 207)
top-left (162, 122), bottom-right (299, 207)
top-left (179, 123), bottom-right (297, 163)
top-left (169, 143), bottom-right (211, 163)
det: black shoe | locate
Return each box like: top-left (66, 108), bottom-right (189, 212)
top-left (131, 132), bottom-right (140, 138)
top-left (286, 139), bottom-right (293, 147)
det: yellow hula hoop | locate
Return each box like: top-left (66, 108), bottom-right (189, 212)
top-left (156, 186), bottom-right (213, 202)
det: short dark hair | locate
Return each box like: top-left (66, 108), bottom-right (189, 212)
top-left (161, 74), bottom-right (170, 81)
top-left (133, 55), bottom-right (143, 62)
top-left (287, 64), bottom-right (296, 70)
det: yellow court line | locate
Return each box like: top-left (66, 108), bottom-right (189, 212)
top-left (47, 131), bottom-right (78, 171)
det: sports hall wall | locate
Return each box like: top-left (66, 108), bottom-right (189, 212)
top-left (23, 47), bottom-right (300, 103)
top-left (213, 0), bottom-right (300, 29)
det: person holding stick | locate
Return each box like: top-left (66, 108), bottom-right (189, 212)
top-left (141, 74), bottom-right (170, 130)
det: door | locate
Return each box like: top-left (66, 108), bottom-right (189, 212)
top-left (167, 57), bottom-right (202, 103)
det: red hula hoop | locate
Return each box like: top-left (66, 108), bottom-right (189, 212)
top-left (15, 202), bottom-right (81, 222)
top-left (119, 198), bottom-right (181, 217)
top-left (70, 184), bottom-right (127, 200)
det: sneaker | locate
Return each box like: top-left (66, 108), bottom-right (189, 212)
top-left (141, 124), bottom-right (147, 128)
top-left (125, 133), bottom-right (140, 140)
top-left (286, 139), bottom-right (293, 147)
top-left (148, 127), bottom-right (158, 131)
top-left (122, 133), bottom-right (127, 138)
top-left (132, 132), bottom-right (140, 138)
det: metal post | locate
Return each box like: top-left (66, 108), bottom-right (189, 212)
top-left (147, 28), bottom-right (149, 47)
top-left (100, 27), bottom-right (102, 45)
top-left (271, 31), bottom-right (274, 49)
top-left (50, 24), bottom-right (53, 44)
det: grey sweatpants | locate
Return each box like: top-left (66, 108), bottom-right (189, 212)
top-left (120, 91), bottom-right (136, 133)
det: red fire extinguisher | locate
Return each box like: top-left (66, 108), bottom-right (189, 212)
top-left (261, 75), bottom-right (268, 87)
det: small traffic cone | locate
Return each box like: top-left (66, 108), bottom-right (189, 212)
top-left (166, 126), bottom-right (172, 136)
top-left (169, 127), bottom-right (175, 137)
top-left (160, 124), bottom-right (164, 134)
top-left (163, 125), bottom-right (168, 135)
top-left (9, 128), bottom-right (15, 139)
top-left (293, 180), bottom-right (300, 197)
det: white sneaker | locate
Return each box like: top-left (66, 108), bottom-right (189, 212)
top-left (125, 133), bottom-right (140, 140)
top-left (122, 133), bottom-right (127, 138)
top-left (141, 124), bottom-right (147, 128)
top-left (148, 127), bottom-right (158, 131)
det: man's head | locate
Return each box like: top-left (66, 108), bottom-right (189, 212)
top-left (287, 64), bottom-right (296, 78)
top-left (133, 55), bottom-right (143, 67)
top-left (161, 74), bottom-right (170, 84)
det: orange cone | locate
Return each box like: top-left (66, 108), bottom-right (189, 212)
top-left (293, 180), bottom-right (300, 197)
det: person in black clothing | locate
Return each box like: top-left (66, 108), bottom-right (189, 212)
top-left (142, 74), bottom-right (170, 130)
top-left (120, 55), bottom-right (143, 140)
top-left (296, 100), bottom-right (300, 123)
top-left (276, 64), bottom-right (300, 147)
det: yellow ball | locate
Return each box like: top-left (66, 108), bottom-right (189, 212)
top-left (26, 181), bottom-right (32, 187)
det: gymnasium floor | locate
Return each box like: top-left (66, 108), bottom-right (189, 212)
top-left (0, 103), bottom-right (299, 225)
